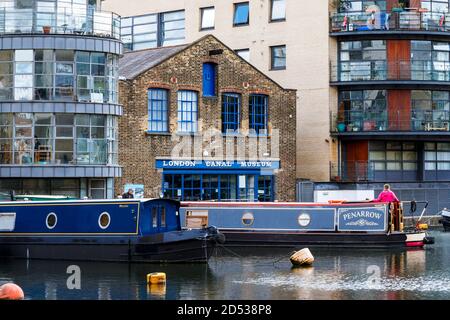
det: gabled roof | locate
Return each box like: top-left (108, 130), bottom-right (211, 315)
top-left (118, 35), bottom-right (295, 91)
top-left (119, 44), bottom-right (188, 80)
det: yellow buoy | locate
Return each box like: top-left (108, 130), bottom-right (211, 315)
top-left (147, 283), bottom-right (166, 297)
top-left (417, 223), bottom-right (429, 230)
top-left (147, 272), bottom-right (166, 284)
top-left (290, 248), bottom-right (314, 267)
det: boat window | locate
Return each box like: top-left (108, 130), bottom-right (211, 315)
top-left (46, 212), bottom-right (57, 229)
top-left (185, 210), bottom-right (208, 228)
top-left (161, 207), bottom-right (166, 227)
top-left (242, 212), bottom-right (254, 226)
top-left (152, 207), bottom-right (157, 228)
top-left (298, 213), bottom-right (311, 227)
top-left (98, 212), bottom-right (110, 229)
top-left (0, 213), bottom-right (16, 231)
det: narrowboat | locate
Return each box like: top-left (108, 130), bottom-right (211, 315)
top-left (180, 201), bottom-right (433, 249)
top-left (0, 198), bottom-right (224, 263)
top-left (439, 209), bottom-right (450, 232)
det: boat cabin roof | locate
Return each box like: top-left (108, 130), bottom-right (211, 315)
top-left (0, 198), bottom-right (170, 205)
top-left (180, 201), bottom-right (389, 208)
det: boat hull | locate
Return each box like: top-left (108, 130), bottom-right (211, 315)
top-left (440, 215), bottom-right (450, 232)
top-left (0, 231), bottom-right (218, 263)
top-left (218, 230), bottom-right (421, 249)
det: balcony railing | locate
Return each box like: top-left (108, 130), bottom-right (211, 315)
top-left (331, 110), bottom-right (450, 133)
top-left (331, 60), bottom-right (450, 82)
top-left (330, 10), bottom-right (450, 34)
top-left (0, 7), bottom-right (120, 39)
top-left (330, 161), bottom-right (374, 182)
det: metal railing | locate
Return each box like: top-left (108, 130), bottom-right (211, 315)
top-left (0, 7), bottom-right (120, 39)
top-left (331, 60), bottom-right (450, 82)
top-left (330, 161), bottom-right (374, 182)
top-left (331, 10), bottom-right (450, 33)
top-left (331, 110), bottom-right (450, 133)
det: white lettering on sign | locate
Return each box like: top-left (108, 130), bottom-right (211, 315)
top-left (162, 160), bottom-right (196, 167)
top-left (205, 161), bottom-right (233, 167)
top-left (342, 210), bottom-right (382, 221)
top-left (239, 161), bottom-right (273, 168)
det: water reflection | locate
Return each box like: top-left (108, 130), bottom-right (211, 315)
top-left (0, 231), bottom-right (449, 300)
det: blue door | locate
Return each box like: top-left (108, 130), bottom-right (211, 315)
top-left (203, 63), bottom-right (216, 97)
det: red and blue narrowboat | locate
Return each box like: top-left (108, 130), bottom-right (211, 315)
top-left (180, 201), bottom-right (433, 249)
top-left (0, 198), bottom-right (224, 263)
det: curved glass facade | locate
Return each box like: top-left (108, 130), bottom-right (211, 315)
top-left (0, 113), bottom-right (118, 165)
top-left (0, 0), bottom-right (120, 39)
top-left (0, 49), bottom-right (118, 103)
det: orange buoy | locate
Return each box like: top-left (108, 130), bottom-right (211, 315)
top-left (0, 283), bottom-right (25, 300)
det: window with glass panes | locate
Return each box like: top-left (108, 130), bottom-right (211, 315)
top-left (235, 49), bottom-right (250, 62)
top-left (422, 1), bottom-right (449, 12)
top-left (425, 142), bottom-right (450, 171)
top-left (369, 142), bottom-right (417, 171)
top-left (270, 0), bottom-right (286, 21)
top-left (148, 89), bottom-right (169, 132)
top-left (0, 51), bottom-right (14, 100)
top-left (339, 40), bottom-right (386, 81)
top-left (120, 10), bottom-right (185, 51)
top-left (258, 176), bottom-right (273, 202)
top-left (411, 90), bottom-right (450, 130)
top-left (0, 178), bottom-right (80, 198)
top-left (249, 94), bottom-right (268, 133)
top-left (162, 174), bottom-right (272, 202)
top-left (0, 113), bottom-right (117, 165)
top-left (339, 1), bottom-right (387, 12)
top-left (177, 91), bottom-right (198, 133)
top-left (15, 50), bottom-right (34, 101)
top-left (234, 2), bottom-right (249, 26)
top-left (200, 7), bottom-right (215, 30)
top-left (0, 49), bottom-right (118, 103)
top-left (222, 93), bottom-right (240, 133)
top-left (411, 41), bottom-right (450, 81)
top-left (160, 10), bottom-right (185, 46)
top-left (271, 45), bottom-right (286, 70)
top-left (339, 90), bottom-right (387, 131)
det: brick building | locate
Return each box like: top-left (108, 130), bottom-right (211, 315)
top-left (117, 35), bottom-right (296, 202)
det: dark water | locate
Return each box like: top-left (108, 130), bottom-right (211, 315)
top-left (1, 231), bottom-right (450, 300)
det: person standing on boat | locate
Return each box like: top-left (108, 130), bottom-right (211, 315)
top-left (373, 184), bottom-right (399, 203)
top-left (122, 188), bottom-right (134, 199)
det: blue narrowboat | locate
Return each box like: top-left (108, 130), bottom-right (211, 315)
top-left (180, 201), bottom-right (433, 249)
top-left (0, 198), bottom-right (223, 263)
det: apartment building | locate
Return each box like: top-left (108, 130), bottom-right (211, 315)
top-left (0, 0), bottom-right (123, 198)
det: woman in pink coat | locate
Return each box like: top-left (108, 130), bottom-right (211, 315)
top-left (374, 184), bottom-right (399, 203)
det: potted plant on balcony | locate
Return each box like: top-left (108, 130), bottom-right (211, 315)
top-left (391, 2), bottom-right (405, 13)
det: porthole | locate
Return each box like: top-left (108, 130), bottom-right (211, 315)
top-left (242, 212), bottom-right (254, 226)
top-left (298, 213), bottom-right (311, 227)
top-left (46, 212), bottom-right (57, 229)
top-left (98, 212), bottom-right (111, 229)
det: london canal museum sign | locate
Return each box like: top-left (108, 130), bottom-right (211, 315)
top-left (155, 160), bottom-right (280, 170)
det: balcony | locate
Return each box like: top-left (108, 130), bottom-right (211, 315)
top-left (330, 60), bottom-right (450, 86)
top-left (330, 161), bottom-right (421, 182)
top-left (0, 7), bottom-right (120, 39)
top-left (330, 161), bottom-right (373, 182)
top-left (330, 10), bottom-right (450, 36)
top-left (331, 110), bottom-right (450, 135)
